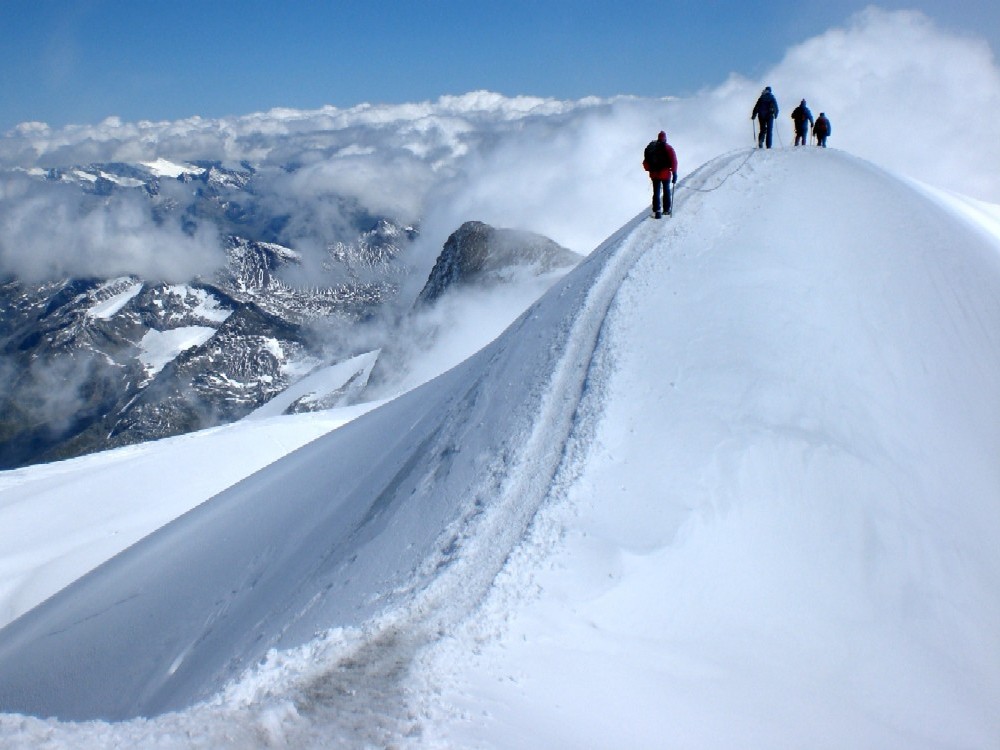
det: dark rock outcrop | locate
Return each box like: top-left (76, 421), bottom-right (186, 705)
top-left (416, 221), bottom-right (579, 306)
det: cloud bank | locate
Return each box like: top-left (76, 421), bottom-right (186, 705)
top-left (0, 8), bottom-right (996, 284)
top-left (0, 173), bottom-right (222, 283)
top-left (765, 7), bottom-right (1000, 202)
top-left (402, 8), bottom-right (1000, 290)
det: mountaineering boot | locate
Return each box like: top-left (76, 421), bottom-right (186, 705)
top-left (654, 211), bottom-right (662, 219)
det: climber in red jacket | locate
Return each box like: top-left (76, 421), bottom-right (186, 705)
top-left (642, 131), bottom-right (678, 218)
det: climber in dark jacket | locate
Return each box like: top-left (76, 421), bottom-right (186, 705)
top-left (791, 99), bottom-right (814, 146)
top-left (751, 86), bottom-right (779, 148)
top-left (642, 131), bottom-right (678, 219)
top-left (813, 113), bottom-right (832, 147)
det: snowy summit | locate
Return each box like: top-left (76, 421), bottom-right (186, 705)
top-left (0, 148), bottom-right (998, 748)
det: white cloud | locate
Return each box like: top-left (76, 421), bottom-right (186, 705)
top-left (0, 9), bottom-right (996, 284)
top-left (409, 8), bottom-right (1000, 272)
top-left (0, 173), bottom-right (224, 282)
top-left (764, 8), bottom-right (1000, 201)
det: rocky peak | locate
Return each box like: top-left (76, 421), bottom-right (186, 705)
top-left (416, 220), bottom-right (580, 306)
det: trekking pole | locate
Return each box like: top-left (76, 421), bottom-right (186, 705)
top-left (752, 119), bottom-right (757, 147)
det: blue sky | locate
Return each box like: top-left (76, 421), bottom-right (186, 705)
top-left (1, 1), bottom-right (998, 132)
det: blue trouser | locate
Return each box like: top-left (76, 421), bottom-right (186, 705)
top-left (757, 116), bottom-right (774, 148)
top-left (652, 178), bottom-right (672, 214)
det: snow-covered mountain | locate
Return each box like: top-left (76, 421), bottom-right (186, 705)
top-left (0, 219), bottom-right (407, 469)
top-left (0, 148), bottom-right (998, 747)
top-left (0, 158), bottom-right (581, 469)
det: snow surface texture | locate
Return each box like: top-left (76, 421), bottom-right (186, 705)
top-left (1, 149), bottom-right (999, 747)
top-left (0, 410), bottom-right (369, 631)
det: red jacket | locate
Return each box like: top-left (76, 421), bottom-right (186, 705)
top-left (643, 141), bottom-right (678, 181)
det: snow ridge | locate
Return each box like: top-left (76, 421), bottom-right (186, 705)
top-left (0, 203), bottom-right (653, 723)
top-left (2, 149), bottom-right (999, 748)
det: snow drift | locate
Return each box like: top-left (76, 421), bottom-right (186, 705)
top-left (0, 148), bottom-right (998, 748)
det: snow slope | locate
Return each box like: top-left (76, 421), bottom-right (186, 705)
top-left (0, 409), bottom-right (372, 630)
top-left (0, 196), bottom-right (637, 720)
top-left (1, 148), bottom-right (999, 748)
top-left (245, 351), bottom-right (380, 419)
top-left (413, 149), bottom-right (1000, 748)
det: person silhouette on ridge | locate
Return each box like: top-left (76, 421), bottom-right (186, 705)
top-left (751, 86), bottom-right (779, 149)
top-left (642, 131), bottom-right (678, 219)
top-left (791, 99), bottom-right (814, 146)
top-left (813, 112), bottom-right (832, 147)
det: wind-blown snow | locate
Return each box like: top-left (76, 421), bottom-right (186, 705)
top-left (247, 351), bottom-right (381, 419)
top-left (0, 149), bottom-right (998, 748)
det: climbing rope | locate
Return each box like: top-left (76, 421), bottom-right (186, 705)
top-left (678, 148), bottom-right (756, 194)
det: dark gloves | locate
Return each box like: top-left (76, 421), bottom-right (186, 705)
top-left (672, 174), bottom-right (677, 184)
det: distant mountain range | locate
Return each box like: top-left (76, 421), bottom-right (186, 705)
top-left (0, 160), bottom-right (578, 469)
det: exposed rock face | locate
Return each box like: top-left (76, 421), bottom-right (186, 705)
top-left (416, 221), bottom-right (580, 306)
top-left (0, 215), bottom-right (415, 470)
top-left (0, 161), bottom-right (574, 470)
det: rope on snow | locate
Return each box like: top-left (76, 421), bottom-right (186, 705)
top-left (678, 148), bottom-right (756, 194)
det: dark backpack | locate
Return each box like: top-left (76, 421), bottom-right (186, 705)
top-left (644, 140), bottom-right (669, 171)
